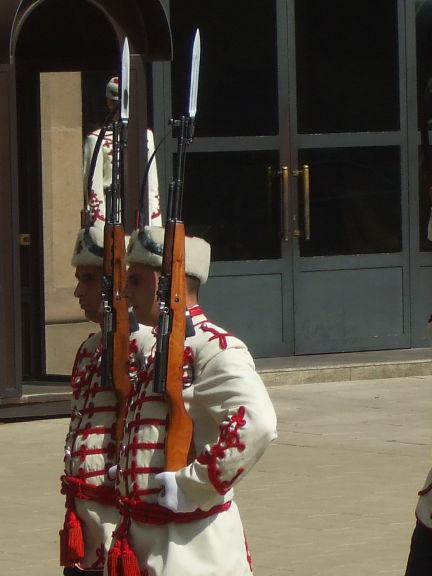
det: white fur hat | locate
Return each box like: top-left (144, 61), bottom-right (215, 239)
top-left (71, 227), bottom-right (104, 267)
top-left (106, 76), bottom-right (119, 101)
top-left (71, 227), bottom-right (131, 268)
top-left (126, 226), bottom-right (211, 285)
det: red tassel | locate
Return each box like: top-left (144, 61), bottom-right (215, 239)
top-left (107, 539), bottom-right (122, 576)
top-left (120, 537), bottom-right (140, 576)
top-left (108, 536), bottom-right (140, 576)
top-left (59, 509), bottom-right (84, 566)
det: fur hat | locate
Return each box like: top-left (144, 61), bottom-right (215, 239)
top-left (71, 227), bottom-right (104, 267)
top-left (105, 76), bottom-right (119, 101)
top-left (126, 226), bottom-right (211, 285)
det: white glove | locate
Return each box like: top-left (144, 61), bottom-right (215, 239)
top-left (154, 471), bottom-right (198, 513)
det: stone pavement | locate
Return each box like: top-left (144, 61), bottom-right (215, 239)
top-left (0, 374), bottom-right (431, 576)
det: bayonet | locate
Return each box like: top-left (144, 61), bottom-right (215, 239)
top-left (188, 29), bottom-right (201, 120)
top-left (121, 37), bottom-right (130, 126)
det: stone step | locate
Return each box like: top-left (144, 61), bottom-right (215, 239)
top-left (256, 347), bottom-right (432, 386)
top-left (2, 348), bottom-right (431, 419)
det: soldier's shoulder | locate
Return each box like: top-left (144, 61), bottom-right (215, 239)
top-left (130, 324), bottom-right (155, 355)
top-left (191, 319), bottom-right (248, 356)
top-left (84, 128), bottom-right (102, 141)
top-left (79, 331), bottom-right (101, 352)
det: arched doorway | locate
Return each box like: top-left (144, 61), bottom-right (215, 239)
top-left (0, 0), bottom-right (171, 407)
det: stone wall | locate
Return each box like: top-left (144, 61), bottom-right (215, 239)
top-left (40, 72), bottom-right (95, 375)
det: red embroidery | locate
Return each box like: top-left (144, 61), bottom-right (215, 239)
top-left (182, 346), bottom-right (194, 385)
top-left (130, 338), bottom-right (139, 354)
top-left (122, 461), bottom-right (164, 496)
top-left (76, 423), bottom-right (116, 440)
top-left (200, 324), bottom-right (233, 349)
top-left (77, 467), bottom-right (110, 480)
top-left (197, 406), bottom-right (247, 494)
top-left (71, 342), bottom-right (102, 393)
top-left (127, 417), bottom-right (167, 431)
top-left (71, 442), bottom-right (116, 462)
top-left (136, 361), bottom-right (154, 390)
top-left (88, 189), bottom-right (104, 223)
top-left (183, 346), bottom-right (194, 365)
top-left (244, 533), bottom-right (253, 572)
top-left (136, 394), bottom-right (165, 410)
top-left (123, 434), bottom-right (164, 457)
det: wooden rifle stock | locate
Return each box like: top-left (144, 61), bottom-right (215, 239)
top-left (102, 223), bottom-right (130, 446)
top-left (155, 220), bottom-right (194, 471)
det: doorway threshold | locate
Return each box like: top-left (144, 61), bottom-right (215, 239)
top-left (255, 347), bottom-right (432, 386)
top-left (1, 348), bottom-right (431, 419)
top-left (0, 383), bottom-right (70, 420)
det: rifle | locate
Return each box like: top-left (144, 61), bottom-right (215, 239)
top-left (101, 38), bottom-right (131, 446)
top-left (153, 29), bottom-right (201, 471)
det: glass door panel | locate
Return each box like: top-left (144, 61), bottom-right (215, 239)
top-left (298, 147), bottom-right (402, 257)
top-left (295, 0), bottom-right (399, 134)
top-left (183, 151), bottom-right (280, 261)
top-left (170, 0), bottom-right (278, 137)
top-left (416, 0), bottom-right (432, 252)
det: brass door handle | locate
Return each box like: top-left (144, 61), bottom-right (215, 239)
top-left (292, 164), bottom-right (311, 240)
top-left (304, 165), bottom-right (310, 240)
top-left (267, 166), bottom-right (291, 242)
top-left (267, 164), bottom-right (311, 242)
top-left (281, 166), bottom-right (290, 242)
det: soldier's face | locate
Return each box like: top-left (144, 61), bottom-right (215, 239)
top-left (74, 266), bottom-right (103, 324)
top-left (106, 98), bottom-right (119, 121)
top-left (124, 264), bottom-right (160, 326)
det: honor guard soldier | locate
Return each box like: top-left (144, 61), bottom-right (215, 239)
top-left (107, 226), bottom-right (278, 576)
top-left (82, 77), bottom-right (161, 229)
top-left (59, 227), bottom-right (155, 576)
top-left (404, 466), bottom-right (432, 575)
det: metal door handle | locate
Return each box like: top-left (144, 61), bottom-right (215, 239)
top-left (267, 166), bottom-right (291, 242)
top-left (293, 164), bottom-right (311, 240)
top-left (281, 166), bottom-right (290, 241)
top-left (303, 164), bottom-right (311, 240)
top-left (267, 164), bottom-right (311, 241)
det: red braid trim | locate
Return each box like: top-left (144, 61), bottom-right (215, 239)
top-left (197, 406), bottom-right (247, 495)
top-left (188, 305), bottom-right (204, 318)
top-left (200, 324), bottom-right (233, 349)
top-left (118, 496), bottom-right (231, 525)
top-left (61, 475), bottom-right (116, 507)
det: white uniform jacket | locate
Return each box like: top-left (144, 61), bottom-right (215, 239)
top-left (83, 128), bottom-right (161, 229)
top-left (112, 305), bottom-right (278, 576)
top-left (415, 466), bottom-right (432, 530)
top-left (61, 325), bottom-right (154, 571)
